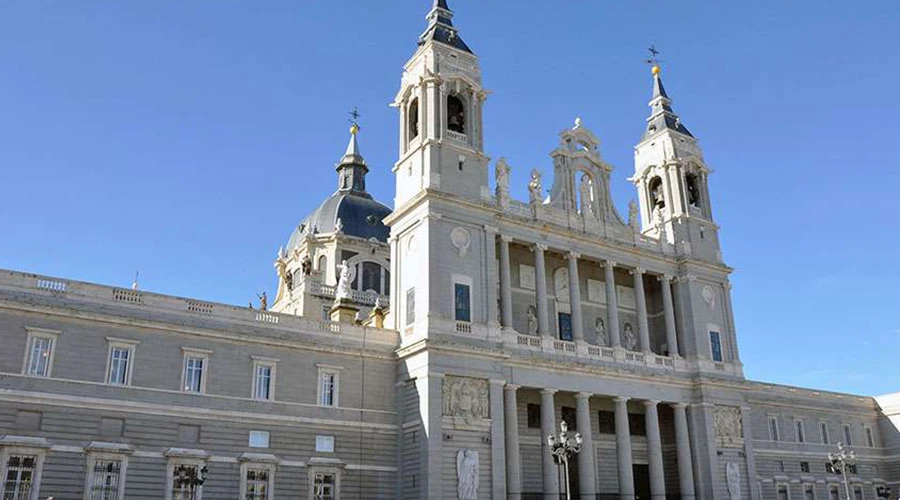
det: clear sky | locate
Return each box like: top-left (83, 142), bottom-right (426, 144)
top-left (2, 1), bottom-right (898, 396)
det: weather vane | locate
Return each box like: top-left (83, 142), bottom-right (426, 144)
top-left (348, 107), bottom-right (362, 131)
top-left (645, 45), bottom-right (664, 74)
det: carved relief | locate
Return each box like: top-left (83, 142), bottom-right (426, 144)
top-left (456, 449), bottom-right (479, 500)
top-left (702, 285), bottom-right (717, 310)
top-left (715, 406), bottom-right (744, 447)
top-left (443, 376), bottom-right (489, 424)
top-left (450, 228), bottom-right (472, 258)
top-left (726, 462), bottom-right (742, 500)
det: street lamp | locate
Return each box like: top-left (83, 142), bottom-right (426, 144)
top-left (876, 485), bottom-right (892, 500)
top-left (827, 442), bottom-right (856, 500)
top-left (173, 464), bottom-right (208, 500)
top-left (548, 421), bottom-right (582, 500)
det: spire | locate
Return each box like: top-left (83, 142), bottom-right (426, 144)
top-left (419, 0), bottom-right (473, 54)
top-left (642, 65), bottom-right (693, 141)
top-left (336, 121), bottom-right (369, 195)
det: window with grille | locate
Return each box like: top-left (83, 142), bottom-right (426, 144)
top-left (183, 357), bottom-right (205, 393)
top-left (107, 347), bottom-right (132, 385)
top-left (170, 464), bottom-right (202, 500)
top-left (3, 455), bottom-right (37, 500)
top-left (88, 459), bottom-right (123, 500)
top-left (244, 468), bottom-right (269, 500)
top-left (313, 472), bottom-right (336, 500)
top-left (25, 335), bottom-right (54, 377)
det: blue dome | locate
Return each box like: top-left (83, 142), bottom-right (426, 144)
top-left (287, 192), bottom-right (392, 250)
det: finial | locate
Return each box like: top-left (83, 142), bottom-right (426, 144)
top-left (348, 107), bottom-right (361, 135)
top-left (574, 117), bottom-right (583, 129)
top-left (645, 45), bottom-right (663, 75)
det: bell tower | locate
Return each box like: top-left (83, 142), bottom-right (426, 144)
top-left (633, 64), bottom-right (722, 262)
top-left (392, 0), bottom-right (490, 208)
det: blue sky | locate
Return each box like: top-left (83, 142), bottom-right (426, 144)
top-left (1, 1), bottom-right (898, 396)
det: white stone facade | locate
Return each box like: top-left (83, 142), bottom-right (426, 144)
top-left (0, 2), bottom-right (897, 500)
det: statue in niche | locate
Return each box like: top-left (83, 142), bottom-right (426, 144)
top-left (726, 462), bottom-right (742, 500)
top-left (594, 317), bottom-right (607, 346)
top-left (628, 200), bottom-right (639, 229)
top-left (456, 449), bottom-right (479, 500)
top-left (336, 260), bottom-right (352, 299)
top-left (579, 174), bottom-right (595, 218)
top-left (651, 182), bottom-right (665, 209)
top-left (443, 376), bottom-right (489, 424)
top-left (526, 306), bottom-right (538, 335)
top-left (528, 169), bottom-right (543, 204)
top-left (688, 178), bottom-right (701, 208)
top-left (623, 322), bottom-right (637, 351)
top-left (301, 255), bottom-right (312, 276)
top-left (495, 158), bottom-right (510, 195)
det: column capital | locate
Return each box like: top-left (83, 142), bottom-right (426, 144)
top-left (504, 384), bottom-right (521, 392)
top-left (657, 274), bottom-right (674, 282)
top-left (500, 235), bottom-right (514, 243)
top-left (568, 251), bottom-right (581, 260)
top-left (643, 399), bottom-right (660, 407)
top-left (575, 392), bottom-right (593, 401)
top-left (489, 379), bottom-right (507, 386)
top-left (540, 388), bottom-right (557, 396)
top-left (670, 402), bottom-right (688, 410)
top-left (612, 396), bottom-right (630, 404)
top-left (533, 243), bottom-right (548, 252)
top-left (604, 260), bottom-right (617, 268)
top-left (483, 224), bottom-right (499, 235)
top-left (628, 266), bottom-right (645, 276)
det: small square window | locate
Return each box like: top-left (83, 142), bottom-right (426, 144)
top-left (628, 413), bottom-right (646, 437)
top-left (249, 430), bottom-right (270, 448)
top-left (801, 461), bottom-right (810, 473)
top-left (526, 404), bottom-right (541, 429)
top-left (316, 435), bottom-right (335, 453)
top-left (598, 411), bottom-right (616, 434)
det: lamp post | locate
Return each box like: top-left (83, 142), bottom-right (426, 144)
top-left (828, 442), bottom-right (857, 500)
top-left (876, 485), bottom-right (892, 500)
top-left (548, 420), bottom-right (582, 500)
top-left (173, 464), bottom-right (208, 500)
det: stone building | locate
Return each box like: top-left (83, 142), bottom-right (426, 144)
top-left (0, 1), bottom-right (897, 500)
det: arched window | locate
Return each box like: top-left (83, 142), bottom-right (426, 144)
top-left (317, 255), bottom-right (328, 273)
top-left (408, 98), bottom-right (419, 140)
top-left (648, 176), bottom-right (665, 210)
top-left (361, 261), bottom-right (382, 293)
top-left (447, 94), bottom-right (466, 134)
top-left (686, 173), bottom-right (701, 208)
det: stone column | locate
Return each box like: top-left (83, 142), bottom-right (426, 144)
top-left (605, 261), bottom-right (621, 347)
top-left (576, 393), bottom-right (596, 498)
top-left (614, 396), bottom-right (635, 500)
top-left (541, 389), bottom-right (560, 499)
top-left (534, 244), bottom-right (551, 337)
top-left (660, 275), bottom-right (679, 357)
top-left (490, 380), bottom-right (507, 500)
top-left (672, 403), bottom-right (696, 500)
top-left (484, 226), bottom-right (500, 328)
top-left (644, 400), bottom-right (666, 500)
top-left (499, 235), bottom-right (514, 330)
top-left (567, 252), bottom-right (584, 342)
top-left (633, 268), bottom-right (651, 354)
top-left (504, 385), bottom-right (522, 500)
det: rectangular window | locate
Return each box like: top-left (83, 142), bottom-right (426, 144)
top-left (87, 458), bottom-right (123, 500)
top-left (106, 339), bottom-right (138, 386)
top-left (316, 436), bottom-right (335, 453)
top-left (628, 413), bottom-right (647, 437)
top-left (526, 404), bottom-right (541, 429)
top-left (454, 283), bottom-right (471, 323)
top-left (796, 420), bottom-right (806, 443)
top-left (821, 422), bottom-right (830, 444)
top-left (769, 416), bottom-right (780, 441)
top-left (244, 467), bottom-right (271, 500)
top-left (561, 406), bottom-right (576, 431)
top-left (854, 487), bottom-right (863, 500)
top-left (170, 463), bottom-right (204, 500)
top-left (557, 313), bottom-right (573, 342)
top-left (313, 472), bottom-right (337, 500)
top-left (801, 461), bottom-right (810, 473)
top-left (24, 331), bottom-right (56, 378)
top-left (249, 431), bottom-right (270, 448)
top-left (183, 357), bottom-right (205, 393)
top-left (3, 455), bottom-right (37, 500)
top-left (406, 288), bottom-right (416, 325)
top-left (843, 424), bottom-right (853, 446)
top-left (598, 411), bottom-right (616, 434)
top-left (318, 368), bottom-right (340, 407)
top-left (804, 484), bottom-right (816, 500)
top-left (252, 359), bottom-right (277, 401)
top-left (777, 484), bottom-right (790, 500)
top-left (709, 331), bottom-right (723, 362)
top-left (830, 486), bottom-right (840, 500)
top-left (865, 427), bottom-right (875, 448)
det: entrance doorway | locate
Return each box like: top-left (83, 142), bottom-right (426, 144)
top-left (632, 464), bottom-right (651, 500)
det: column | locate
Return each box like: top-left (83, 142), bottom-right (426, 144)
top-left (484, 226), bottom-right (500, 327)
top-left (644, 400), bottom-right (666, 500)
top-left (660, 275), bottom-right (679, 357)
top-left (490, 380), bottom-right (507, 500)
top-left (723, 282), bottom-right (741, 363)
top-left (499, 235), bottom-right (514, 330)
top-left (534, 244), bottom-right (551, 337)
top-left (614, 397), bottom-right (635, 500)
top-left (541, 389), bottom-right (560, 499)
top-left (567, 252), bottom-right (584, 342)
top-left (504, 385), bottom-right (522, 500)
top-left (633, 268), bottom-right (651, 354)
top-left (605, 261), bottom-right (621, 347)
top-left (576, 393), bottom-right (597, 498)
top-left (672, 403), bottom-right (696, 500)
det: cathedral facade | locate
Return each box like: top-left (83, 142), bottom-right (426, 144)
top-left (0, 2), bottom-right (897, 500)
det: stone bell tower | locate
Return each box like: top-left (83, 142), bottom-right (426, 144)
top-left (633, 65), bottom-right (722, 262)
top-left (391, 0), bottom-right (491, 208)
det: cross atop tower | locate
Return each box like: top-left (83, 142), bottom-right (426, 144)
top-left (348, 107), bottom-right (361, 134)
top-left (645, 45), bottom-right (664, 75)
